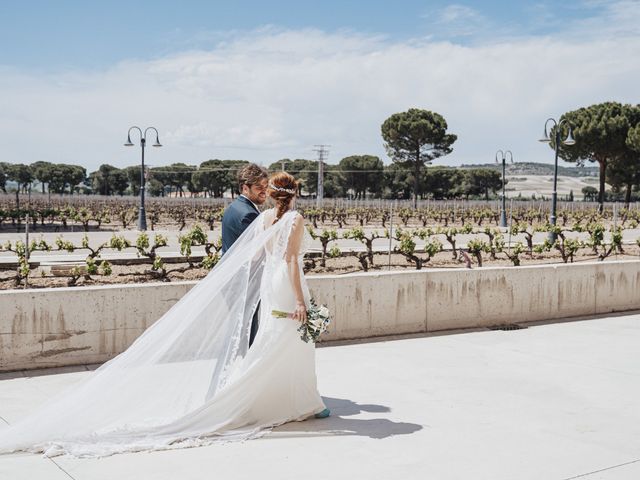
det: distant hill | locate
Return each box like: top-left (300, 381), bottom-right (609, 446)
top-left (459, 161), bottom-right (599, 177)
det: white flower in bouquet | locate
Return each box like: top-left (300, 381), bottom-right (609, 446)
top-left (271, 298), bottom-right (331, 343)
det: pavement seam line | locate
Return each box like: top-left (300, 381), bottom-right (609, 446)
top-left (1, 416), bottom-right (76, 479)
top-left (560, 458), bottom-right (640, 479)
top-left (46, 457), bottom-right (78, 480)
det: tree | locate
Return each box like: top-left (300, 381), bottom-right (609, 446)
top-left (322, 163), bottom-right (345, 198)
top-left (90, 164), bottom-right (128, 196)
top-left (460, 169), bottom-right (503, 200)
top-left (582, 186), bottom-right (598, 201)
top-left (149, 166), bottom-right (172, 197)
top-left (556, 102), bottom-right (636, 212)
top-left (220, 160), bottom-right (250, 198)
top-left (183, 166), bottom-right (199, 196)
top-left (0, 162), bottom-right (8, 193)
top-left (124, 166), bottom-right (142, 196)
top-left (616, 118), bottom-right (640, 207)
top-left (65, 165), bottom-right (86, 193)
top-left (147, 178), bottom-right (164, 197)
top-left (77, 177), bottom-right (93, 195)
top-left (163, 163), bottom-right (197, 197)
top-left (381, 108), bottom-right (457, 208)
top-left (6, 163), bottom-right (33, 193)
top-left (193, 159), bottom-right (236, 198)
top-left (606, 153), bottom-right (640, 207)
top-left (422, 166), bottom-right (464, 199)
top-left (627, 118), bottom-right (640, 152)
top-left (111, 169), bottom-right (129, 195)
top-left (31, 161), bottom-right (54, 193)
top-left (48, 165), bottom-right (67, 194)
top-left (149, 163), bottom-right (200, 197)
top-left (49, 164), bottom-right (86, 194)
top-left (337, 155), bottom-right (384, 199)
top-left (49, 164), bottom-right (68, 194)
top-left (268, 159), bottom-right (320, 196)
top-left (6, 163), bottom-right (33, 208)
top-left (382, 163), bottom-right (412, 199)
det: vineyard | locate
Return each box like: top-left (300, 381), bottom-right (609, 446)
top-left (2, 193), bottom-right (640, 232)
top-left (1, 193), bottom-right (640, 289)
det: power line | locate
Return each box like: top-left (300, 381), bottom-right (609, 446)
top-left (147, 168), bottom-right (383, 173)
top-left (2, 162), bottom-right (503, 176)
top-left (137, 167), bottom-right (486, 175)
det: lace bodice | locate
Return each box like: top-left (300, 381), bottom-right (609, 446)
top-left (300, 227), bottom-right (312, 258)
top-left (263, 209), bottom-right (312, 310)
top-left (262, 208), bottom-right (310, 260)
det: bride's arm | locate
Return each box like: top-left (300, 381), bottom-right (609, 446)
top-left (285, 213), bottom-right (307, 323)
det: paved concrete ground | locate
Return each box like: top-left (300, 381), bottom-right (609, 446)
top-left (0, 312), bottom-right (639, 480)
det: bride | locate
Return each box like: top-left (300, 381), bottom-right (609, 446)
top-left (0, 171), bottom-right (329, 458)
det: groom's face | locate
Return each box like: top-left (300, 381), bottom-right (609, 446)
top-left (243, 178), bottom-right (268, 205)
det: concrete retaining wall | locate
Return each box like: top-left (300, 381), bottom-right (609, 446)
top-left (1, 260), bottom-right (639, 371)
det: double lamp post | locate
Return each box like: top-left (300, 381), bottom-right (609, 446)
top-left (539, 118), bottom-right (575, 242)
top-left (124, 126), bottom-right (162, 231)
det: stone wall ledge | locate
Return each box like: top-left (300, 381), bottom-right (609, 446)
top-left (1, 260), bottom-right (638, 372)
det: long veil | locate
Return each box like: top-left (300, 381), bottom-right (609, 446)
top-left (0, 209), bottom-right (299, 457)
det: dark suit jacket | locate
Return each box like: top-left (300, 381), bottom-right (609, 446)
top-left (221, 195), bottom-right (262, 346)
top-left (221, 195), bottom-right (260, 255)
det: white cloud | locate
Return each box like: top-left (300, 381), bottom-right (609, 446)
top-left (429, 4), bottom-right (489, 37)
top-left (0, 1), bottom-right (638, 172)
top-left (568, 0), bottom-right (640, 38)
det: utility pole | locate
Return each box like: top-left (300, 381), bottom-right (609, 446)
top-left (313, 144), bottom-right (330, 206)
top-left (495, 150), bottom-right (513, 228)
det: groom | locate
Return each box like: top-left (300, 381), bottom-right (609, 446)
top-left (221, 164), bottom-right (269, 347)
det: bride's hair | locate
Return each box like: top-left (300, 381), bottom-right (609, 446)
top-left (267, 172), bottom-right (298, 223)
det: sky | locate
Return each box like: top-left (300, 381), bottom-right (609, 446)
top-left (0, 0), bottom-right (639, 172)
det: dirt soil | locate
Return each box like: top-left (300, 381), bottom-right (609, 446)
top-left (1, 245), bottom-right (638, 290)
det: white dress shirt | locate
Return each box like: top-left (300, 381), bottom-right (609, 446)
top-left (240, 194), bottom-right (260, 213)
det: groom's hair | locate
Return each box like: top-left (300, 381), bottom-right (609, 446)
top-left (237, 164), bottom-right (268, 190)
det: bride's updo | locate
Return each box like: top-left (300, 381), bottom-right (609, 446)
top-left (268, 172), bottom-right (298, 223)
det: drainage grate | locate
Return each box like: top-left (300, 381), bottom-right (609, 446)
top-left (488, 324), bottom-right (528, 331)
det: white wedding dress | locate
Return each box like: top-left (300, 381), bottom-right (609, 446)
top-left (0, 208), bottom-right (327, 457)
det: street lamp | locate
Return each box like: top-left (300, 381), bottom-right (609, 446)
top-left (124, 126), bottom-right (162, 231)
top-left (539, 118), bottom-right (575, 242)
top-left (495, 149), bottom-right (513, 228)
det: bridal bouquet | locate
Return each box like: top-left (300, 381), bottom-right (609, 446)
top-left (272, 298), bottom-right (331, 343)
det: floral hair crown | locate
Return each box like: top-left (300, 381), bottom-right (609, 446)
top-left (268, 183), bottom-right (296, 195)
